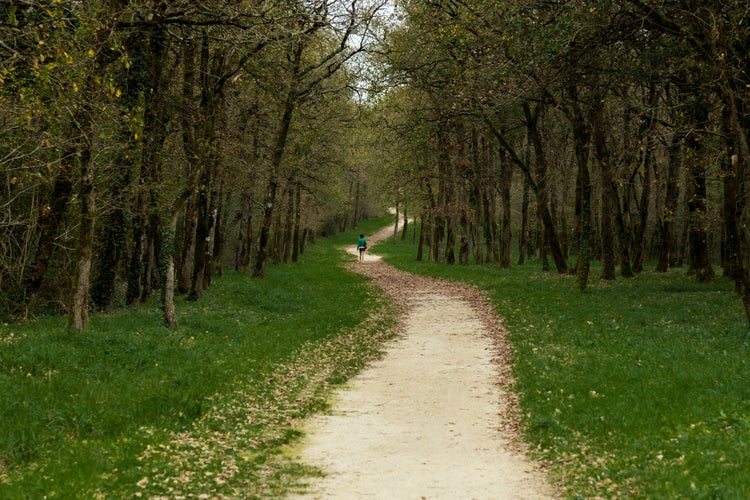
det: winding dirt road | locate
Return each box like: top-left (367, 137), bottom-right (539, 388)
top-left (292, 226), bottom-right (557, 499)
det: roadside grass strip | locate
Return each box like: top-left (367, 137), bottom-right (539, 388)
top-left (124, 301), bottom-right (397, 499)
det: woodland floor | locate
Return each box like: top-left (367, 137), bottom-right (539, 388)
top-left (290, 226), bottom-right (558, 499)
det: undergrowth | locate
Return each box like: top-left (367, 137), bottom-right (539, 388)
top-left (378, 235), bottom-right (750, 499)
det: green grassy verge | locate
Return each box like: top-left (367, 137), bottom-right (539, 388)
top-left (377, 234), bottom-right (750, 499)
top-left (0, 216), bottom-right (398, 499)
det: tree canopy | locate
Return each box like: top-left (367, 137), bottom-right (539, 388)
top-left (3, 0), bottom-right (750, 325)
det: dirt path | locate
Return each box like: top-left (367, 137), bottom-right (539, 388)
top-left (291, 227), bottom-right (557, 499)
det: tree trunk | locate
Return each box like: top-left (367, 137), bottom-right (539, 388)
top-left (272, 193), bottom-right (285, 263)
top-left (591, 98), bottom-right (633, 278)
top-left (523, 104), bottom-right (568, 273)
top-left (211, 192), bottom-right (225, 279)
top-left (162, 215), bottom-right (179, 328)
top-left (684, 97), bottom-right (714, 282)
top-left (68, 113), bottom-right (95, 333)
top-left (482, 189), bottom-right (498, 263)
top-left (253, 42), bottom-right (302, 278)
top-left (600, 172), bottom-right (616, 280)
top-left (141, 206), bottom-right (161, 302)
top-left (567, 89), bottom-right (592, 289)
top-left (499, 153), bottom-right (513, 268)
top-left (90, 154), bottom-right (130, 310)
top-left (576, 177), bottom-right (592, 290)
top-left (722, 152), bottom-right (741, 283)
top-left (677, 222), bottom-right (688, 268)
top-left (188, 33), bottom-right (228, 297)
top-left (717, 83), bottom-right (750, 324)
top-left (237, 193), bottom-right (254, 271)
top-left (401, 206), bottom-right (409, 241)
top-left (393, 201), bottom-right (400, 244)
top-left (292, 182), bottom-right (302, 262)
top-left (178, 202), bottom-right (197, 293)
top-left (459, 210), bottom-right (470, 264)
top-left (458, 173), bottom-right (470, 265)
top-left (20, 146), bottom-right (74, 313)
top-left (283, 182), bottom-right (295, 263)
top-left (90, 40), bottom-right (145, 310)
top-left (518, 179), bottom-right (530, 265)
top-left (351, 178), bottom-right (361, 229)
top-left (472, 130), bottom-right (486, 264)
top-left (473, 186), bottom-right (484, 265)
top-left (417, 213), bottom-right (425, 261)
top-left (632, 85), bottom-right (658, 273)
top-left (429, 182), bottom-right (443, 263)
top-left (127, 26), bottom-right (169, 305)
top-left (126, 218), bottom-right (145, 304)
top-left (161, 163), bottom-right (208, 328)
top-left (718, 83), bottom-right (750, 287)
top-left (436, 128), bottom-right (452, 264)
top-left (203, 189), bottom-right (220, 287)
top-left (633, 135), bottom-right (654, 273)
top-left (656, 131), bottom-right (682, 272)
top-left (188, 169), bottom-right (210, 301)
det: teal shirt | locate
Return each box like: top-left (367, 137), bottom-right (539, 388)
top-left (357, 237), bottom-right (367, 250)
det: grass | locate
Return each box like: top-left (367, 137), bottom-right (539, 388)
top-left (0, 216), bottom-right (398, 498)
top-left (376, 234), bottom-right (750, 499)
top-left (5, 217), bottom-right (749, 498)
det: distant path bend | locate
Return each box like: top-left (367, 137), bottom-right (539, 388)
top-left (292, 225), bottom-right (558, 499)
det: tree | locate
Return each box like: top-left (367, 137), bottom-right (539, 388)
top-left (625, 0), bottom-right (750, 317)
top-left (253, 0), bottom-right (385, 278)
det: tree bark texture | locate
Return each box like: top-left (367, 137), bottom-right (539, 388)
top-left (253, 41), bottom-right (302, 278)
top-left (499, 153), bottom-right (513, 268)
top-left (523, 103), bottom-right (569, 273)
top-left (68, 111), bottom-right (95, 333)
top-left (684, 96), bottom-right (715, 283)
top-left (20, 150), bottom-right (74, 313)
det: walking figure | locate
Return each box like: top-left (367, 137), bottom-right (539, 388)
top-left (357, 234), bottom-right (368, 262)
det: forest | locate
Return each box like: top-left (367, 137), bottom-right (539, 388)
top-left (3, 0), bottom-right (750, 328)
top-left (1, 0), bottom-right (388, 330)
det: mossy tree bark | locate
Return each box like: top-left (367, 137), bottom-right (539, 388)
top-left (67, 109), bottom-right (95, 333)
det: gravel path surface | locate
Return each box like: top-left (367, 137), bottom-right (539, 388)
top-left (291, 226), bottom-right (557, 499)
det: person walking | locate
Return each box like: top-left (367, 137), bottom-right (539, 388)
top-left (357, 234), bottom-right (368, 262)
